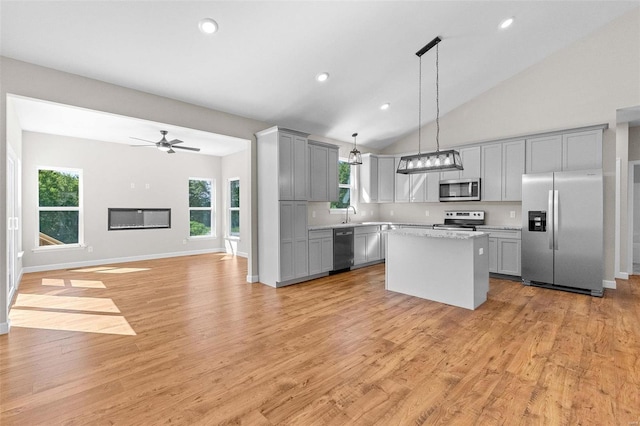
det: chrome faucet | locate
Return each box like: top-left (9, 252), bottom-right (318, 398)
top-left (344, 205), bottom-right (357, 223)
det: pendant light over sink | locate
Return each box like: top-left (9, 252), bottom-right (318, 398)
top-left (348, 132), bottom-right (362, 165)
top-left (397, 37), bottom-right (463, 174)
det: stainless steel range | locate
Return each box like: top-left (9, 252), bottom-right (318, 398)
top-left (433, 210), bottom-right (485, 231)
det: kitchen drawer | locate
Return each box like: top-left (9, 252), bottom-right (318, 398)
top-left (309, 229), bottom-right (333, 239)
top-left (355, 225), bottom-right (380, 235)
top-left (484, 230), bottom-right (521, 240)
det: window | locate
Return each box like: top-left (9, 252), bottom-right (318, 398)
top-left (229, 178), bottom-right (240, 237)
top-left (189, 178), bottom-right (214, 237)
top-left (38, 167), bottom-right (82, 247)
top-left (330, 160), bottom-right (352, 209)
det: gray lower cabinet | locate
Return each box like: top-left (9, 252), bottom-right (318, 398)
top-left (354, 225), bottom-right (381, 265)
top-left (279, 201), bottom-right (309, 282)
top-left (308, 229), bottom-right (333, 275)
top-left (486, 229), bottom-right (521, 276)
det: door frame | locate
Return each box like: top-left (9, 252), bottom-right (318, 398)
top-left (628, 160), bottom-right (640, 275)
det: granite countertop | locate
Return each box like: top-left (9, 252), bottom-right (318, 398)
top-left (387, 227), bottom-right (487, 240)
top-left (309, 222), bottom-right (521, 231)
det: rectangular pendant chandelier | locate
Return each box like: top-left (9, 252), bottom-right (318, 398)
top-left (396, 36), bottom-right (464, 175)
top-left (396, 149), bottom-right (463, 174)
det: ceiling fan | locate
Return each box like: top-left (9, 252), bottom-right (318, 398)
top-left (130, 130), bottom-right (200, 154)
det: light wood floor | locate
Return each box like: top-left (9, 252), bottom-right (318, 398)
top-left (1, 253), bottom-right (639, 425)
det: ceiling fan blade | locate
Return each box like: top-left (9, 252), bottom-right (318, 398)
top-left (168, 139), bottom-right (183, 145)
top-left (172, 145), bottom-right (200, 152)
top-left (129, 144), bottom-right (157, 148)
top-left (168, 149), bottom-right (176, 154)
top-left (130, 136), bottom-right (157, 144)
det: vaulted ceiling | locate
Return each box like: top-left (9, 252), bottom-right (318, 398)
top-left (1, 1), bottom-right (637, 150)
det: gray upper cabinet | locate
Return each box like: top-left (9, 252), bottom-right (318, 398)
top-left (481, 143), bottom-right (502, 201)
top-left (526, 128), bottom-right (602, 173)
top-left (377, 156), bottom-right (396, 203)
top-left (502, 140), bottom-right (525, 201)
top-left (278, 131), bottom-right (309, 201)
top-left (481, 140), bottom-right (524, 202)
top-left (360, 154), bottom-right (379, 203)
top-left (441, 146), bottom-right (481, 180)
top-left (562, 130), bottom-right (602, 171)
top-left (526, 135), bottom-right (562, 173)
top-left (394, 157), bottom-right (410, 203)
top-left (308, 141), bottom-right (339, 202)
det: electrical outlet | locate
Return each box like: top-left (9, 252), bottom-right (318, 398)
top-left (479, 247), bottom-right (484, 255)
top-left (390, 210), bottom-right (394, 216)
top-left (510, 211), bottom-right (516, 218)
top-left (145, 183), bottom-right (150, 189)
top-left (130, 183), bottom-right (135, 189)
top-left (182, 239), bottom-right (187, 245)
top-left (87, 246), bottom-right (93, 253)
top-left (425, 210), bottom-right (430, 217)
top-left (312, 210), bottom-right (316, 218)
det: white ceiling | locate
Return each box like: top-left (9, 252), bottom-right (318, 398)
top-left (8, 95), bottom-right (250, 156)
top-left (1, 1), bottom-right (638, 150)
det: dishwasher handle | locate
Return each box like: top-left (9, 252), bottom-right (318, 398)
top-left (335, 230), bottom-right (353, 236)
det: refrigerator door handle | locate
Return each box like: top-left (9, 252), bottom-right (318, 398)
top-left (553, 190), bottom-right (559, 250)
top-left (548, 190), bottom-right (554, 250)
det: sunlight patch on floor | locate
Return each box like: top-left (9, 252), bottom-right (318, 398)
top-left (9, 309), bottom-right (136, 335)
top-left (71, 267), bottom-right (118, 272)
top-left (96, 267), bottom-right (150, 274)
top-left (70, 266), bottom-right (150, 274)
top-left (70, 279), bottom-right (106, 288)
top-left (42, 278), bottom-right (106, 288)
top-left (14, 293), bottom-right (120, 313)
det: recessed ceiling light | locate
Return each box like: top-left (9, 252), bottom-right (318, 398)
top-left (316, 72), bottom-right (330, 82)
top-left (500, 17), bottom-right (514, 29)
top-left (198, 18), bottom-right (218, 34)
top-left (380, 103), bottom-right (390, 111)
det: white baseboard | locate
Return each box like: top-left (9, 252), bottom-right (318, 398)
top-left (22, 248), bottom-right (226, 274)
top-left (233, 251), bottom-right (248, 258)
top-left (0, 320), bottom-right (10, 335)
top-left (246, 275), bottom-right (259, 283)
top-left (603, 280), bottom-right (617, 289)
top-left (615, 272), bottom-right (629, 280)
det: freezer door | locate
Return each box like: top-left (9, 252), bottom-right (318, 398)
top-left (521, 173), bottom-right (554, 284)
top-left (553, 169), bottom-right (603, 292)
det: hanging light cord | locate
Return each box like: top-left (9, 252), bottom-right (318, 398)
top-left (436, 43), bottom-right (440, 152)
top-left (418, 53), bottom-right (422, 155)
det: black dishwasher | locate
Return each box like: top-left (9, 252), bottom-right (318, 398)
top-left (333, 227), bottom-right (354, 272)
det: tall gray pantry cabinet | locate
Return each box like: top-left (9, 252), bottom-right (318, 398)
top-left (257, 127), bottom-right (309, 287)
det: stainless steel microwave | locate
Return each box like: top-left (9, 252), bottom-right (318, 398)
top-left (439, 178), bottom-right (481, 201)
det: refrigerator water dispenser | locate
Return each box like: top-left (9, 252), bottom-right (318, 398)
top-left (528, 211), bottom-right (546, 232)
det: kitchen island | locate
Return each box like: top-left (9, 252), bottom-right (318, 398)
top-left (385, 228), bottom-right (489, 310)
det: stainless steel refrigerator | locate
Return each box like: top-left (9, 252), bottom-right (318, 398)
top-left (521, 169), bottom-right (603, 296)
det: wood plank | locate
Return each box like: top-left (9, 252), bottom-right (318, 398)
top-left (1, 254), bottom-right (638, 424)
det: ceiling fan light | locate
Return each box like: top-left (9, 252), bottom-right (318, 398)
top-left (158, 145), bottom-right (171, 152)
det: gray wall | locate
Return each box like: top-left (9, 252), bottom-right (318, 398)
top-left (22, 131), bottom-right (230, 269)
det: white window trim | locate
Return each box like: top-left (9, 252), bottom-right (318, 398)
top-left (330, 158), bottom-right (353, 213)
top-left (188, 177), bottom-right (215, 239)
top-left (228, 177), bottom-right (240, 238)
top-left (36, 166), bottom-right (83, 250)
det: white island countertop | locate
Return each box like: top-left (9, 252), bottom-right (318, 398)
top-left (385, 228), bottom-right (490, 310)
top-left (387, 227), bottom-right (487, 240)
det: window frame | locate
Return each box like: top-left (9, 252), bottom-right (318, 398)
top-left (330, 157), bottom-right (353, 213)
top-left (35, 166), bottom-right (84, 250)
top-left (228, 177), bottom-right (240, 238)
top-left (188, 177), bottom-right (215, 239)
